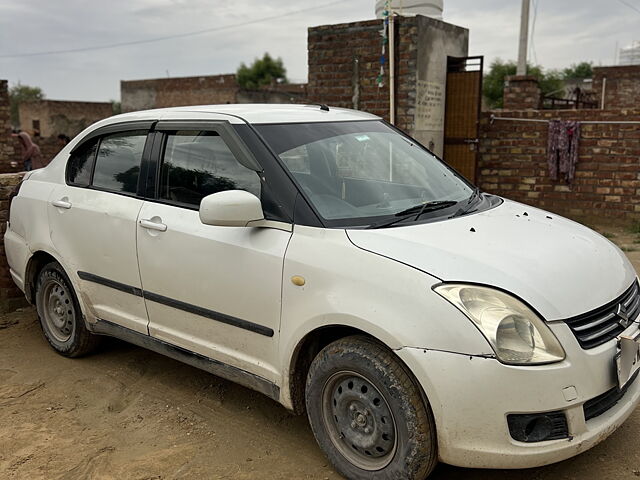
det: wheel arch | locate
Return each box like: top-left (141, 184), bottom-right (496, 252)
top-left (24, 250), bottom-right (60, 303)
top-left (286, 323), bottom-right (432, 418)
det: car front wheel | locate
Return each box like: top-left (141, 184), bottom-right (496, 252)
top-left (306, 335), bottom-right (437, 479)
top-left (35, 262), bottom-right (99, 357)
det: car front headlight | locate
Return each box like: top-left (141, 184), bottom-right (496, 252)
top-left (434, 284), bottom-right (565, 365)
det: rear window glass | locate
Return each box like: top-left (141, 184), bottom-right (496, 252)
top-left (92, 130), bottom-right (147, 193)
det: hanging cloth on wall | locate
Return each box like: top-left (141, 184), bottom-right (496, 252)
top-left (548, 120), bottom-right (580, 183)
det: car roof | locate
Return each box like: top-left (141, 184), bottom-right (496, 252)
top-left (105, 104), bottom-right (380, 126)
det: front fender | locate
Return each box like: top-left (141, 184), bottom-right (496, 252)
top-left (278, 226), bottom-right (492, 408)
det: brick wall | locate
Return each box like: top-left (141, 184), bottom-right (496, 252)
top-left (0, 81), bottom-right (15, 174)
top-left (121, 74), bottom-right (240, 112)
top-left (19, 100), bottom-right (113, 138)
top-left (307, 17), bottom-right (419, 133)
top-left (0, 172), bottom-right (26, 311)
top-left (478, 109), bottom-right (640, 224)
top-left (593, 65), bottom-right (640, 110)
top-left (503, 75), bottom-right (541, 110)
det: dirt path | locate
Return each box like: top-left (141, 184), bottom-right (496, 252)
top-left (1, 225), bottom-right (640, 479)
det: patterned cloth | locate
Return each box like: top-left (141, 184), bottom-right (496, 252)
top-left (548, 120), bottom-right (580, 183)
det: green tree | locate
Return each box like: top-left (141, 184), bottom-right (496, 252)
top-left (9, 83), bottom-right (45, 128)
top-left (236, 53), bottom-right (287, 90)
top-left (562, 61), bottom-right (593, 79)
top-left (483, 59), bottom-right (564, 108)
top-left (111, 100), bottom-right (122, 115)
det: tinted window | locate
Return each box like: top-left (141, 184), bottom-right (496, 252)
top-left (159, 131), bottom-right (261, 207)
top-left (92, 130), bottom-right (147, 193)
top-left (67, 140), bottom-right (97, 187)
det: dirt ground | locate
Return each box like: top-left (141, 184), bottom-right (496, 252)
top-left (2, 226), bottom-right (640, 479)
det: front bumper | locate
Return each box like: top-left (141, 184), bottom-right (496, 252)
top-left (396, 323), bottom-right (640, 469)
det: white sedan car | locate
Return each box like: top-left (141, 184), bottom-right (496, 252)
top-left (5, 104), bottom-right (640, 479)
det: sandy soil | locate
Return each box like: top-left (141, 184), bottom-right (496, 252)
top-left (1, 225), bottom-right (640, 479)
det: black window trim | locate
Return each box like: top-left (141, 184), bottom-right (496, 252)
top-left (147, 120), bottom-right (265, 211)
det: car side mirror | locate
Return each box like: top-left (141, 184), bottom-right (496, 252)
top-left (199, 190), bottom-right (264, 227)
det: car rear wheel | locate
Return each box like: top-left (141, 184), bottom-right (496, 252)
top-left (35, 262), bottom-right (99, 357)
top-left (306, 335), bottom-right (437, 479)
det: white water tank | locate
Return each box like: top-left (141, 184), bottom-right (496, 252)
top-left (375, 0), bottom-right (443, 19)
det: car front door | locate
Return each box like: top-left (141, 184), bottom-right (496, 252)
top-left (48, 124), bottom-right (154, 334)
top-left (136, 123), bottom-right (291, 383)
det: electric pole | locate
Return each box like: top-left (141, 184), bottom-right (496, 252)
top-left (517, 0), bottom-right (530, 75)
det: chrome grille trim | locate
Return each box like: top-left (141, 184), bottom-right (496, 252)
top-left (564, 280), bottom-right (640, 349)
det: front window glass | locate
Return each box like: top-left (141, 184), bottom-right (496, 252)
top-left (256, 121), bottom-right (473, 226)
top-left (159, 131), bottom-right (261, 207)
top-left (92, 130), bottom-right (147, 193)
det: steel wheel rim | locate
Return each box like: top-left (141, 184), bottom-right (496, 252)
top-left (321, 371), bottom-right (398, 471)
top-left (41, 278), bottom-right (75, 343)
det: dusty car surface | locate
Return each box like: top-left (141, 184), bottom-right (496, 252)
top-left (5, 104), bottom-right (640, 479)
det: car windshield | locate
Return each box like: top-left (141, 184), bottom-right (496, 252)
top-left (255, 120), bottom-right (473, 227)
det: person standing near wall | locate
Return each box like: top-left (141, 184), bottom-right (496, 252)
top-left (12, 132), bottom-right (44, 171)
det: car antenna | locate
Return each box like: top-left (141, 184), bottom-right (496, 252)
top-left (319, 104), bottom-right (330, 111)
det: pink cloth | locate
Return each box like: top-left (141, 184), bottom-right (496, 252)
top-left (547, 120), bottom-right (580, 183)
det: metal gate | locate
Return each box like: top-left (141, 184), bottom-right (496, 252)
top-left (443, 56), bottom-right (483, 183)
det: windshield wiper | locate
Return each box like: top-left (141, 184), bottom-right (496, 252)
top-left (366, 200), bottom-right (458, 229)
top-left (449, 187), bottom-right (482, 219)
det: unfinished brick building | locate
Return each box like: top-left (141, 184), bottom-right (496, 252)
top-left (121, 74), bottom-right (308, 113)
top-left (18, 99), bottom-right (112, 138)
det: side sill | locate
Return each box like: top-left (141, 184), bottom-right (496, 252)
top-left (88, 318), bottom-right (280, 402)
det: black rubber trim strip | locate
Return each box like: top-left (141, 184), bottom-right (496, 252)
top-left (88, 318), bottom-right (280, 401)
top-left (143, 291), bottom-right (274, 337)
top-left (78, 271), bottom-right (143, 297)
top-left (76, 271), bottom-right (274, 337)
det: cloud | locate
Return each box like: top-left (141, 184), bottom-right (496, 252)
top-left (0, 0), bottom-right (635, 101)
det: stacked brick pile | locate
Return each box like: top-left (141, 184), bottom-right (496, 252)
top-left (0, 172), bottom-right (26, 311)
top-left (0, 81), bottom-right (16, 173)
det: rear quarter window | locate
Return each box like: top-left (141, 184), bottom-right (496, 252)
top-left (66, 140), bottom-right (98, 187)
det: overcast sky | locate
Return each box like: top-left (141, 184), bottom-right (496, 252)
top-left (0, 0), bottom-right (638, 102)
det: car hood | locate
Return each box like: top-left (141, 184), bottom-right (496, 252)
top-left (347, 199), bottom-right (637, 321)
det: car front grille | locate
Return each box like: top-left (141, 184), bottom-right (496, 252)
top-left (564, 281), bottom-right (640, 349)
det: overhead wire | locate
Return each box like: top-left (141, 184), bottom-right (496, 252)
top-left (616, 0), bottom-right (640, 15)
top-left (0, 0), bottom-right (343, 59)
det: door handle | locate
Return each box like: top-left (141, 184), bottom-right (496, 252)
top-left (51, 199), bottom-right (72, 209)
top-left (139, 218), bottom-right (167, 232)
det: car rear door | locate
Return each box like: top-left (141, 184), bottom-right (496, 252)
top-left (135, 121), bottom-right (292, 383)
top-left (48, 122), bottom-right (155, 334)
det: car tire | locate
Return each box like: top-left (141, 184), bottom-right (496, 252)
top-left (35, 262), bottom-right (99, 357)
top-left (306, 335), bottom-right (437, 480)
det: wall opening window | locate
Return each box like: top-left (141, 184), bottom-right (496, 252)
top-left (92, 130), bottom-right (147, 194)
top-left (159, 130), bottom-right (261, 207)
